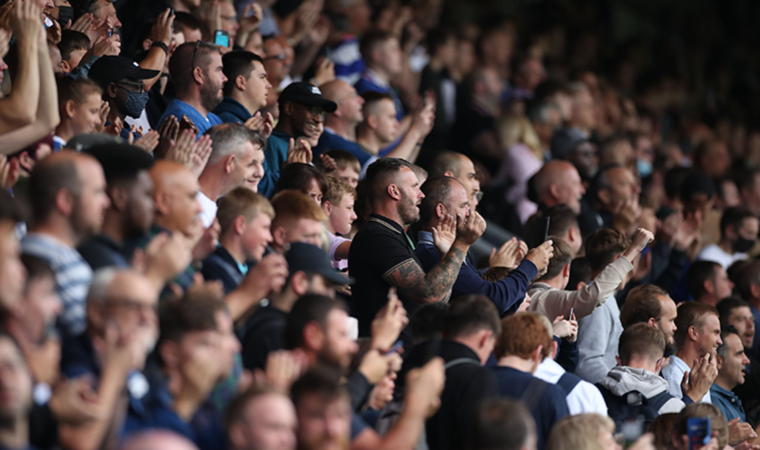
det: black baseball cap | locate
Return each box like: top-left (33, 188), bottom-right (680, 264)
top-left (88, 56), bottom-right (160, 90)
top-left (285, 242), bottom-right (353, 285)
top-left (278, 82), bottom-right (337, 113)
top-left (551, 127), bottom-right (588, 159)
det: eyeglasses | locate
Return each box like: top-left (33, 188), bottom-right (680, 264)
top-left (190, 40), bottom-right (202, 69)
top-left (304, 106), bottom-right (326, 120)
top-left (114, 81), bottom-right (145, 94)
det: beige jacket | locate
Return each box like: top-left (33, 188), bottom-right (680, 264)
top-left (527, 257), bottom-right (633, 320)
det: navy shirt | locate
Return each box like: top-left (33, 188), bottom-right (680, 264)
top-left (415, 230), bottom-right (537, 315)
top-left (202, 246), bottom-right (246, 294)
top-left (313, 129), bottom-right (376, 173)
top-left (260, 130), bottom-right (291, 198)
top-left (491, 366), bottom-right (570, 450)
top-left (241, 306), bottom-right (288, 370)
top-left (78, 234), bottom-right (131, 271)
top-left (213, 97), bottom-right (253, 124)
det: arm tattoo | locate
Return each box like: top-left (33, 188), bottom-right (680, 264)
top-left (383, 247), bottom-right (466, 303)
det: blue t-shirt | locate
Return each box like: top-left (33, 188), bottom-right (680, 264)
top-left (159, 99), bottom-right (224, 136)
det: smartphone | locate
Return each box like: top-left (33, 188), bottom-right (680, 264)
top-left (169, 7), bottom-right (175, 31)
top-left (687, 417), bottom-right (711, 450)
top-left (385, 340), bottom-right (403, 356)
top-left (108, 28), bottom-right (114, 37)
top-left (214, 30), bottom-right (230, 48)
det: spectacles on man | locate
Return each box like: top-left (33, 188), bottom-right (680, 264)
top-left (190, 40), bottom-right (202, 69)
top-left (114, 80), bottom-right (145, 94)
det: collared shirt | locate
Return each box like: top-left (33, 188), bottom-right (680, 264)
top-left (415, 230), bottom-right (536, 315)
top-left (213, 96), bottom-right (253, 124)
top-left (201, 246), bottom-right (247, 294)
top-left (197, 191), bottom-right (218, 229)
top-left (662, 355), bottom-right (712, 403)
top-left (22, 233), bottom-right (92, 336)
top-left (534, 358), bottom-right (608, 416)
top-left (348, 214), bottom-right (421, 338)
top-left (711, 383), bottom-right (746, 422)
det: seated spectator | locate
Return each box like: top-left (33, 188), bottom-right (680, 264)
top-left (661, 302), bottom-right (721, 403)
top-left (349, 158), bottom-right (485, 339)
top-left (60, 269), bottom-right (158, 450)
top-left (529, 229), bottom-right (650, 322)
top-left (492, 312), bottom-right (569, 450)
top-left (428, 151), bottom-right (482, 208)
top-left (242, 243), bottom-right (345, 370)
top-left (575, 228), bottom-right (654, 384)
top-left (215, 51), bottom-right (271, 124)
top-left (591, 164), bottom-right (641, 236)
top-left (735, 261), bottom-right (760, 360)
top-left (57, 30), bottom-right (90, 74)
top-left (259, 82), bottom-right (336, 197)
top-left (197, 124), bottom-right (264, 227)
top-left (414, 176), bottom-right (550, 315)
top-left (0, 332), bottom-right (36, 450)
top-left (524, 205), bottom-right (583, 256)
top-left (160, 42), bottom-right (226, 136)
top-left (597, 324), bottom-right (685, 431)
top-left (399, 294), bottom-right (500, 450)
top-left (269, 190), bottom-right (326, 253)
top-left (532, 160), bottom-right (586, 216)
top-left (202, 188), bottom-right (274, 294)
top-left (322, 150), bottom-right (361, 188)
top-left (550, 127), bottom-right (597, 183)
top-left (533, 313), bottom-right (608, 416)
top-left (686, 261), bottom-right (734, 306)
top-left (53, 77), bottom-right (103, 149)
top-left (620, 285), bottom-right (678, 356)
top-left (225, 384), bottom-right (297, 450)
top-left (669, 404), bottom-right (725, 450)
top-left (467, 399), bottom-right (537, 450)
top-left (273, 163), bottom-right (328, 205)
top-left (321, 176), bottom-right (357, 269)
top-left (547, 413), bottom-right (655, 450)
top-left (697, 206), bottom-right (758, 270)
top-left (22, 152), bottom-right (110, 336)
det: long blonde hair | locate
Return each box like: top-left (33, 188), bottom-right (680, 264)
top-left (499, 113), bottom-right (544, 162)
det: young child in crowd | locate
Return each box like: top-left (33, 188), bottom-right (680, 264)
top-left (53, 76), bottom-right (103, 149)
top-left (321, 176), bottom-right (357, 270)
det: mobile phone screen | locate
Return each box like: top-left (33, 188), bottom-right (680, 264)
top-left (214, 30), bottom-right (230, 47)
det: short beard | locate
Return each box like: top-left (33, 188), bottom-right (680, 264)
top-left (664, 340), bottom-right (676, 358)
top-left (200, 79), bottom-right (222, 112)
top-left (398, 195), bottom-right (420, 226)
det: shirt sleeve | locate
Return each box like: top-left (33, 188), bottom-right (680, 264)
top-left (373, 234), bottom-right (419, 283)
top-left (576, 307), bottom-right (614, 384)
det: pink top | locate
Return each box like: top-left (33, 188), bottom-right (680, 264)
top-left (327, 231), bottom-right (350, 270)
top-left (495, 143), bottom-right (543, 224)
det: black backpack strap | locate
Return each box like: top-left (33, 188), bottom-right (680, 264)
top-left (521, 377), bottom-right (549, 412)
top-left (444, 358), bottom-right (480, 370)
top-left (557, 372), bottom-right (582, 394)
top-left (645, 391), bottom-right (675, 413)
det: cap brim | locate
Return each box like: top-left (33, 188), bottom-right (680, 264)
top-left (299, 98), bottom-right (338, 113)
top-left (321, 269), bottom-right (354, 286)
top-left (127, 67), bottom-right (161, 81)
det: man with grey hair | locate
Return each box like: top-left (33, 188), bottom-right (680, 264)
top-left (197, 124), bottom-right (266, 227)
top-left (59, 269), bottom-right (159, 450)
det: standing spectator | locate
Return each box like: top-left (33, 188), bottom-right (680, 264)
top-left (349, 158), bottom-right (485, 338)
top-left (322, 150), bottom-right (361, 188)
top-left (427, 151), bottom-right (482, 209)
top-left (696, 207), bottom-right (758, 270)
top-left (418, 28), bottom-right (457, 152)
top-left (532, 161), bottom-right (587, 216)
top-left (565, 83), bottom-right (596, 138)
top-left (22, 152), bottom-right (110, 336)
top-left (686, 261), bottom-right (735, 306)
top-left (661, 302), bottom-right (722, 403)
top-left (355, 31), bottom-right (404, 122)
top-left (527, 101), bottom-right (563, 157)
top-left (547, 413), bottom-right (656, 450)
top-left (225, 385), bottom-right (297, 450)
top-left (468, 399), bottom-right (537, 450)
top-left (523, 206), bottom-right (583, 256)
top-left (326, 0), bottom-right (371, 85)
top-left (550, 128), bottom-right (597, 183)
top-left (0, 191), bottom-right (26, 311)
top-left (120, 430), bottom-right (200, 450)
top-left (215, 51), bottom-right (272, 124)
top-left (619, 285), bottom-right (679, 356)
top-left (492, 312), bottom-right (569, 450)
top-left (197, 124), bottom-right (263, 227)
top-left (315, 80), bottom-right (372, 171)
top-left (669, 404), bottom-right (726, 450)
top-left (591, 164), bottom-right (642, 236)
top-left (160, 42), bottom-right (227, 135)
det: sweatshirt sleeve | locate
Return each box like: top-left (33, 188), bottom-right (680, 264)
top-left (576, 305), bottom-right (614, 384)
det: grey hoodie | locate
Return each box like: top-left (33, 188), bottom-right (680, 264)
top-left (598, 366), bottom-right (686, 415)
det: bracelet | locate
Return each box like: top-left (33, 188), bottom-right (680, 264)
top-left (151, 41), bottom-right (169, 55)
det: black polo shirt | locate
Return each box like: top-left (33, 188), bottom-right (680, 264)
top-left (348, 214), bottom-right (421, 337)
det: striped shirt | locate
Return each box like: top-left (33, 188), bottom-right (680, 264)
top-left (22, 233), bottom-right (92, 336)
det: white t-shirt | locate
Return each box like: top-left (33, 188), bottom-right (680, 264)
top-left (696, 243), bottom-right (746, 270)
top-left (534, 358), bottom-right (608, 416)
top-left (327, 231), bottom-right (350, 271)
top-left (197, 191), bottom-right (218, 228)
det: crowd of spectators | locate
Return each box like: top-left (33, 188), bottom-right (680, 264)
top-left (1, 0), bottom-right (760, 449)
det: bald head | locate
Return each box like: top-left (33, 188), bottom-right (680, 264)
top-left (120, 430), bottom-right (198, 450)
top-left (150, 161), bottom-right (202, 236)
top-left (320, 80), bottom-right (364, 127)
top-left (535, 161), bottom-right (585, 214)
top-left (150, 161), bottom-right (196, 193)
top-left (320, 80), bottom-right (350, 102)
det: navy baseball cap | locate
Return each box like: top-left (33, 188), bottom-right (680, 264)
top-left (278, 82), bottom-right (337, 113)
top-left (285, 242), bottom-right (353, 285)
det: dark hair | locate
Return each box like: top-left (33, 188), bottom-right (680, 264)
top-left (410, 302), bottom-right (448, 344)
top-left (735, 261), bottom-right (760, 300)
top-left (158, 291), bottom-right (226, 345)
top-left (364, 158), bottom-right (413, 205)
top-left (28, 155), bottom-right (82, 225)
top-left (84, 143), bottom-right (155, 187)
top-left (57, 76), bottom-right (102, 109)
top-left (685, 261), bottom-right (721, 301)
top-left (418, 176), bottom-right (459, 227)
top-left (20, 255), bottom-right (54, 289)
top-left (290, 365), bottom-right (348, 408)
top-left (620, 285), bottom-right (668, 329)
top-left (274, 163), bottom-right (329, 199)
top-left (716, 297), bottom-right (750, 329)
top-left (359, 29), bottom-right (394, 62)
top-left (468, 399), bottom-right (535, 450)
top-left (717, 325), bottom-right (740, 359)
top-left (174, 11), bottom-right (202, 31)
top-left (425, 27), bottom-right (455, 56)
top-left (444, 294), bottom-right (501, 340)
top-left (679, 171), bottom-right (715, 203)
top-left (538, 237), bottom-right (573, 281)
top-left (58, 30), bottom-right (91, 61)
top-left (523, 205), bottom-right (579, 249)
top-left (285, 295), bottom-right (347, 350)
top-left (0, 189), bottom-right (24, 224)
top-left (618, 323), bottom-right (666, 365)
top-left (222, 50), bottom-right (265, 97)
top-left (584, 228), bottom-right (630, 272)
top-left (719, 206), bottom-right (756, 237)
top-left (170, 41), bottom-right (221, 94)
top-left (673, 302), bottom-right (719, 349)
top-left (428, 151), bottom-right (464, 178)
top-left (225, 384), bottom-right (279, 429)
top-left (567, 257), bottom-right (592, 291)
top-left (664, 167), bottom-right (693, 202)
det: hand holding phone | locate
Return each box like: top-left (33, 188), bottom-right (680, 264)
top-left (214, 30), bottom-right (229, 48)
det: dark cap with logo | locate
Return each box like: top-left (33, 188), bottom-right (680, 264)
top-left (551, 127), bottom-right (589, 159)
top-left (278, 82), bottom-right (337, 113)
top-left (89, 56), bottom-right (161, 89)
top-left (285, 242), bottom-right (353, 285)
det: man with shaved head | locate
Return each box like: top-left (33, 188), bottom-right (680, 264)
top-left (349, 158), bottom-right (486, 340)
top-left (121, 430), bottom-right (199, 450)
top-left (533, 160), bottom-right (586, 215)
top-left (22, 151), bottom-right (110, 336)
top-left (150, 160), bottom-right (203, 239)
top-left (59, 269), bottom-right (159, 450)
top-left (314, 80), bottom-right (374, 172)
top-left (429, 151), bottom-right (482, 208)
